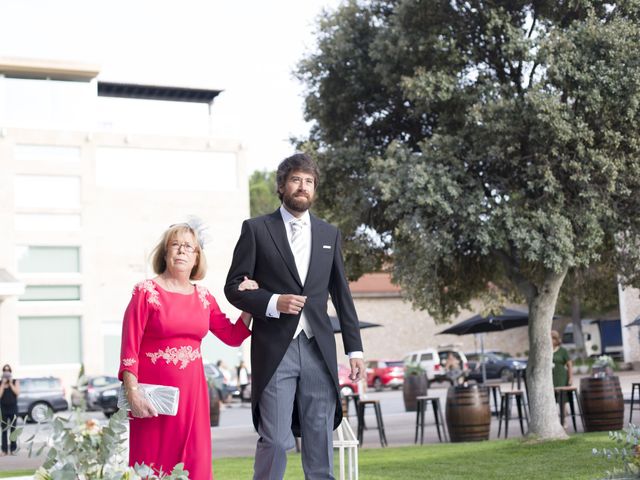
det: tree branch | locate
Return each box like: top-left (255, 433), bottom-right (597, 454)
top-left (494, 249), bottom-right (538, 302)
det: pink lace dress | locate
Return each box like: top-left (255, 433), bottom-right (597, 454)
top-left (118, 279), bottom-right (250, 480)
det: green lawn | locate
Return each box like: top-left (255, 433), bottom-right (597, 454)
top-left (0, 433), bottom-right (620, 479)
top-left (215, 432), bottom-right (617, 479)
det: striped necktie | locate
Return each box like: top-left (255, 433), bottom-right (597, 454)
top-left (290, 218), bottom-right (313, 338)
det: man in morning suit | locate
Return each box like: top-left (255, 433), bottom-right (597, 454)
top-left (224, 153), bottom-right (365, 479)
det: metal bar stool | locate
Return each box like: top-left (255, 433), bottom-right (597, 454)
top-left (630, 383), bottom-right (640, 424)
top-left (343, 393), bottom-right (361, 420)
top-left (498, 390), bottom-right (528, 438)
top-left (414, 395), bottom-right (447, 444)
top-left (485, 382), bottom-right (502, 417)
top-left (554, 386), bottom-right (583, 432)
top-left (357, 399), bottom-right (388, 447)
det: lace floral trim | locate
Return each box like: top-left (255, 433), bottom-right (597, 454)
top-left (121, 358), bottom-right (136, 367)
top-left (133, 280), bottom-right (161, 308)
top-left (196, 285), bottom-right (210, 309)
top-left (145, 346), bottom-right (202, 369)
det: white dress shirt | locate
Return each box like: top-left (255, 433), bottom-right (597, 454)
top-left (266, 205), bottom-right (363, 359)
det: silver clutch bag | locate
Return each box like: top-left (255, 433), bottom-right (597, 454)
top-left (117, 383), bottom-right (180, 416)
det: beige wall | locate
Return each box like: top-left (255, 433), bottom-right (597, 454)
top-left (619, 285), bottom-right (640, 363)
top-left (332, 294), bottom-right (530, 366)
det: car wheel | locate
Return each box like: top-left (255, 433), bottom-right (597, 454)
top-left (28, 402), bottom-right (53, 423)
top-left (500, 368), bottom-right (514, 382)
top-left (340, 385), bottom-right (354, 397)
top-left (373, 378), bottom-right (383, 392)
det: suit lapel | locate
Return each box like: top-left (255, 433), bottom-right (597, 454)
top-left (265, 210), bottom-right (303, 287)
top-left (308, 213), bottom-right (332, 285)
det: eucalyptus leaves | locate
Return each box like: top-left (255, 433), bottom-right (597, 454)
top-left (594, 424), bottom-right (640, 479)
top-left (19, 408), bottom-right (189, 479)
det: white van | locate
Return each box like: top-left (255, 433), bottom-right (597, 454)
top-left (562, 321), bottom-right (602, 356)
top-left (403, 347), bottom-right (469, 386)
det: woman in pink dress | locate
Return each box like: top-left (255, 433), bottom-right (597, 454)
top-left (118, 222), bottom-right (255, 480)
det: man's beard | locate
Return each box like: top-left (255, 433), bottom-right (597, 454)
top-left (283, 191), bottom-right (313, 213)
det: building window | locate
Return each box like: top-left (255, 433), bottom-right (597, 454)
top-left (19, 316), bottom-right (82, 365)
top-left (19, 285), bottom-right (81, 301)
top-left (95, 147), bottom-right (237, 191)
top-left (16, 246), bottom-right (80, 273)
top-left (14, 175), bottom-right (81, 209)
top-left (14, 145), bottom-right (81, 163)
top-left (103, 334), bottom-right (121, 376)
top-left (15, 214), bottom-right (81, 232)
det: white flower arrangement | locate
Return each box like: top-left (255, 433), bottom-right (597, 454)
top-left (18, 408), bottom-right (189, 480)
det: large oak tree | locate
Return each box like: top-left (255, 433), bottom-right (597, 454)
top-left (297, 0), bottom-right (640, 439)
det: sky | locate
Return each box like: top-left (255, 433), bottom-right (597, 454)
top-left (0, 0), bottom-right (341, 172)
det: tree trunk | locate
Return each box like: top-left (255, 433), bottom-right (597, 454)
top-left (571, 293), bottom-right (586, 358)
top-left (526, 268), bottom-right (569, 440)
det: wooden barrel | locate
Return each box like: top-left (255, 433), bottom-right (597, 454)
top-left (580, 376), bottom-right (624, 432)
top-left (403, 372), bottom-right (428, 412)
top-left (446, 384), bottom-right (491, 442)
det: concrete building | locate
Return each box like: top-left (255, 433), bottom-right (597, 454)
top-left (619, 286), bottom-right (640, 364)
top-left (0, 58), bottom-right (250, 390)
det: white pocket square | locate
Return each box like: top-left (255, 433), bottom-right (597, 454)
top-left (323, 245), bottom-right (332, 249)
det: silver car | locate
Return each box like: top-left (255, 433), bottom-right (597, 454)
top-left (17, 376), bottom-right (69, 423)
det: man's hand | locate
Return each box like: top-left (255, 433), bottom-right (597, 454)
top-left (349, 357), bottom-right (365, 382)
top-left (277, 294), bottom-right (307, 314)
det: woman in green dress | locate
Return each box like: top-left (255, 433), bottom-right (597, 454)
top-left (551, 329), bottom-right (573, 427)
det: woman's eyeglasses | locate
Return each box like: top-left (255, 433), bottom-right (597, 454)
top-left (169, 241), bottom-right (197, 254)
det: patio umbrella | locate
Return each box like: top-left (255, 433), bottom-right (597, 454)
top-left (438, 308), bottom-right (529, 335)
top-left (437, 308), bottom-right (529, 383)
top-left (329, 316), bottom-right (381, 333)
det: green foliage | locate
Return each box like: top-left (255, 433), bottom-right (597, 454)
top-left (20, 409), bottom-right (189, 479)
top-left (593, 424), bottom-right (640, 479)
top-left (297, 0), bottom-right (640, 322)
top-left (249, 170), bottom-right (280, 218)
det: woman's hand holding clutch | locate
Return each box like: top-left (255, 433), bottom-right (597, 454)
top-left (128, 389), bottom-right (158, 418)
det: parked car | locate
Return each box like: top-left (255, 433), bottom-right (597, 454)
top-left (204, 363), bottom-right (239, 403)
top-left (17, 376), bottom-right (69, 423)
top-left (403, 347), bottom-right (469, 386)
top-left (71, 375), bottom-right (119, 411)
top-left (337, 364), bottom-right (360, 396)
top-left (466, 351), bottom-right (527, 382)
top-left (93, 384), bottom-right (120, 417)
top-left (365, 360), bottom-right (404, 391)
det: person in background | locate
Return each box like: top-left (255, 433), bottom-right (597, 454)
top-left (0, 364), bottom-right (19, 456)
top-left (118, 222), bottom-right (256, 480)
top-left (551, 329), bottom-right (573, 428)
top-left (237, 360), bottom-right (250, 404)
top-left (216, 360), bottom-right (234, 405)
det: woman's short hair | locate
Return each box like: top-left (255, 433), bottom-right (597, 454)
top-left (150, 224), bottom-right (207, 280)
top-left (276, 153), bottom-right (320, 201)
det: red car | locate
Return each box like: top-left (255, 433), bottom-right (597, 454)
top-left (366, 360), bottom-right (404, 391)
